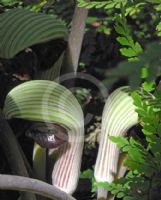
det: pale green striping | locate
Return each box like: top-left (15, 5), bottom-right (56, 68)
top-left (5, 81), bottom-right (80, 110)
top-left (94, 86), bottom-right (138, 199)
top-left (103, 98), bottom-right (132, 133)
top-left (6, 101), bottom-right (75, 116)
top-left (0, 8), bottom-right (68, 59)
top-left (3, 80), bottom-right (83, 135)
top-left (4, 81), bottom-right (81, 112)
top-left (5, 109), bottom-right (77, 127)
top-left (5, 91), bottom-right (79, 111)
top-left (3, 80), bottom-right (84, 195)
top-left (6, 94), bottom-right (80, 114)
top-left (5, 101), bottom-right (81, 124)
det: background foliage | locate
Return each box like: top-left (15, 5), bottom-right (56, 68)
top-left (1, 0), bottom-right (161, 200)
top-left (78, 1), bottom-right (161, 200)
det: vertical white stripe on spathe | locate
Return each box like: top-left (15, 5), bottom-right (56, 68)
top-left (94, 86), bottom-right (138, 199)
top-left (52, 129), bottom-right (84, 194)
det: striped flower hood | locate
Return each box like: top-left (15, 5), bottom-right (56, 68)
top-left (3, 80), bottom-right (84, 194)
top-left (94, 86), bottom-right (138, 199)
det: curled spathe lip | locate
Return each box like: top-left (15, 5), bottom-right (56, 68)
top-left (26, 122), bottom-right (68, 149)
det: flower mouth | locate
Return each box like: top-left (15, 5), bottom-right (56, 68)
top-left (26, 122), bottom-right (68, 149)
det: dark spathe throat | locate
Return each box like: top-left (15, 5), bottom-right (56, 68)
top-left (26, 122), bottom-right (68, 149)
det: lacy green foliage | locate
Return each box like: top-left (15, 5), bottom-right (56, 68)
top-left (81, 167), bottom-right (153, 199)
top-left (97, 171), bottom-right (161, 200)
top-left (78, 0), bottom-right (156, 11)
top-left (79, 0), bottom-right (161, 89)
top-left (114, 3), bottom-right (143, 60)
top-left (0, 0), bottom-right (74, 20)
top-left (104, 41), bottom-right (161, 88)
top-left (101, 88), bottom-right (161, 199)
top-left (131, 91), bottom-right (160, 135)
top-left (112, 3), bottom-right (160, 87)
top-left (110, 136), bottom-right (158, 176)
top-left (79, 2), bottom-right (161, 198)
top-left (78, 0), bottom-right (161, 10)
top-left (1, 0), bottom-right (49, 12)
top-left (115, 13), bottom-right (143, 60)
top-left (78, 0), bottom-right (128, 10)
top-left (80, 88), bottom-right (161, 199)
top-left (25, 0), bottom-right (48, 12)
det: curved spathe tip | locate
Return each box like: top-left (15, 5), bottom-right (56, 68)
top-left (94, 86), bottom-right (138, 199)
top-left (3, 80), bottom-right (84, 195)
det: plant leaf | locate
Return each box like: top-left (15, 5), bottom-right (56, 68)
top-left (0, 8), bottom-right (68, 59)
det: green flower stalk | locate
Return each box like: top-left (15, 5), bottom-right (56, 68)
top-left (3, 80), bottom-right (84, 194)
top-left (94, 87), bottom-right (138, 199)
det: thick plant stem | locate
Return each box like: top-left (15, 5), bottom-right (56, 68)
top-left (63, 1), bottom-right (89, 73)
top-left (0, 174), bottom-right (76, 200)
top-left (33, 143), bottom-right (46, 181)
top-left (0, 109), bottom-right (36, 200)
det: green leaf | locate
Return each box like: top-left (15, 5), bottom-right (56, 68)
top-left (117, 37), bottom-right (130, 46)
top-left (120, 48), bottom-right (137, 57)
top-left (156, 22), bottom-right (161, 36)
top-left (131, 92), bottom-right (142, 107)
top-left (142, 128), bottom-right (153, 135)
top-left (94, 181), bottom-right (109, 190)
top-left (109, 136), bottom-right (129, 149)
top-left (115, 25), bottom-right (126, 35)
top-left (117, 192), bottom-right (125, 198)
top-left (142, 82), bottom-right (156, 92)
top-left (115, 12), bottom-right (143, 60)
top-left (80, 169), bottom-right (94, 179)
top-left (134, 42), bottom-right (143, 54)
top-left (86, 16), bottom-right (99, 24)
top-left (141, 67), bottom-right (149, 79)
top-left (0, 8), bottom-right (68, 59)
top-left (104, 41), bottom-right (161, 89)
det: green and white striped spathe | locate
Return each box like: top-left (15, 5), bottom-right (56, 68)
top-left (4, 80), bottom-right (83, 130)
top-left (94, 86), bottom-right (138, 199)
top-left (3, 80), bottom-right (84, 194)
top-left (0, 8), bottom-right (68, 59)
